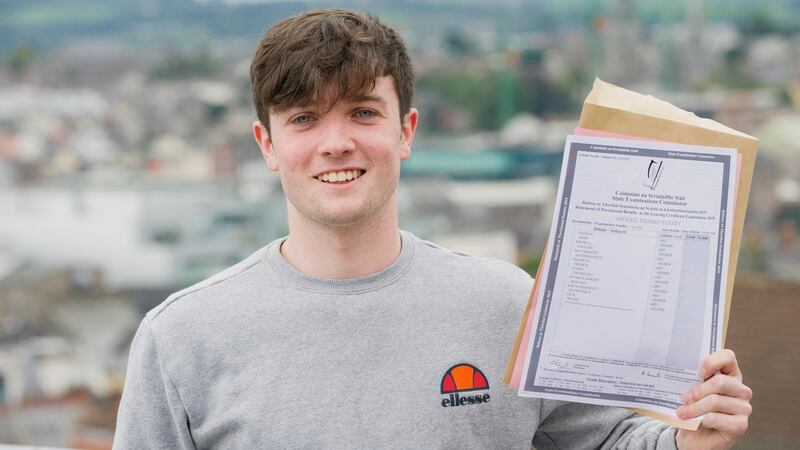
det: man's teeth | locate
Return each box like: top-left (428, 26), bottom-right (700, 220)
top-left (318, 169), bottom-right (363, 183)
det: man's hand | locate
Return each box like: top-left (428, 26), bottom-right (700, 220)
top-left (675, 349), bottom-right (753, 450)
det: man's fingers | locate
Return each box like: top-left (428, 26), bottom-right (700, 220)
top-left (682, 374), bottom-right (753, 405)
top-left (677, 393), bottom-right (752, 419)
top-left (676, 349), bottom-right (753, 442)
top-left (698, 412), bottom-right (750, 438)
top-left (699, 349), bottom-right (741, 381)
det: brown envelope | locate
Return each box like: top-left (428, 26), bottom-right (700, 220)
top-left (504, 78), bottom-right (758, 429)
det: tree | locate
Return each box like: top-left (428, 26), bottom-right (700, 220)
top-left (7, 43), bottom-right (36, 77)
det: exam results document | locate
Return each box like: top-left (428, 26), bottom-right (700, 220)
top-left (518, 134), bottom-right (737, 421)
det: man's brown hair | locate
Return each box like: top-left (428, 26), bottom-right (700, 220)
top-left (250, 8), bottom-right (414, 133)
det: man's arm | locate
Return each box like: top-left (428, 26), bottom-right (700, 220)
top-left (534, 349), bottom-right (753, 450)
top-left (534, 401), bottom-right (679, 450)
top-left (675, 349), bottom-right (753, 450)
top-left (113, 317), bottom-right (197, 450)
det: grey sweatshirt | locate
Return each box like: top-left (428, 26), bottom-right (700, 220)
top-left (114, 231), bottom-right (678, 449)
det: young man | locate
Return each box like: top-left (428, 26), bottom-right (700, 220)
top-left (114, 9), bottom-right (752, 449)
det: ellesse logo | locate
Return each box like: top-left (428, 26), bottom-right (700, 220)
top-left (440, 363), bottom-right (490, 408)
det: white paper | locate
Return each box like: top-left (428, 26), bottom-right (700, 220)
top-left (518, 135), bottom-right (737, 420)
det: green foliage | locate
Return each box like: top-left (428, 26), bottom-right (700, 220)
top-left (518, 252), bottom-right (542, 277)
top-left (516, 70), bottom-right (584, 117)
top-left (520, 48), bottom-right (544, 66)
top-left (418, 70), bottom-right (504, 130)
top-left (705, 46), bottom-right (759, 89)
top-left (776, 85), bottom-right (793, 107)
top-left (740, 6), bottom-right (797, 36)
top-left (443, 29), bottom-right (477, 58)
top-left (151, 52), bottom-right (220, 79)
top-left (7, 43), bottom-right (36, 76)
top-left (418, 64), bottom-right (582, 132)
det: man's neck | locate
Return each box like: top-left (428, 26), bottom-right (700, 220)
top-left (280, 204), bottom-right (402, 279)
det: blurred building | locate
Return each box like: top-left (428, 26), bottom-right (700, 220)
top-left (0, 182), bottom-right (284, 290)
top-left (726, 277), bottom-right (800, 449)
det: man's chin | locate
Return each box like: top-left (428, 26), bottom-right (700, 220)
top-left (288, 197), bottom-right (393, 230)
top-left (304, 206), bottom-right (371, 229)
top-left (316, 213), bottom-right (370, 229)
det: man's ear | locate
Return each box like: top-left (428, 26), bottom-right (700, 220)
top-left (400, 108), bottom-right (419, 161)
top-left (253, 120), bottom-right (279, 171)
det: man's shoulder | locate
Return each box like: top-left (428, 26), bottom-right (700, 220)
top-left (404, 231), bottom-right (533, 313)
top-left (146, 241), bottom-right (275, 326)
top-left (406, 231), bottom-right (533, 287)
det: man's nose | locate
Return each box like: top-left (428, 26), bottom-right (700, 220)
top-left (316, 117), bottom-right (356, 157)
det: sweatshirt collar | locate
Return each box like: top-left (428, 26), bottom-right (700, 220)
top-left (264, 230), bottom-right (415, 294)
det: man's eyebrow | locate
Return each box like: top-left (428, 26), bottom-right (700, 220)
top-left (343, 94), bottom-right (388, 107)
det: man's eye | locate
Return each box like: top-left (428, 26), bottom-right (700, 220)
top-left (292, 115), bottom-right (313, 124)
top-left (354, 109), bottom-right (376, 118)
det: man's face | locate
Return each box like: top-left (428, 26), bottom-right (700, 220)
top-left (253, 76), bottom-right (418, 229)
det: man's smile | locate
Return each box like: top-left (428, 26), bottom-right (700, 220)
top-left (315, 168), bottom-right (366, 184)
